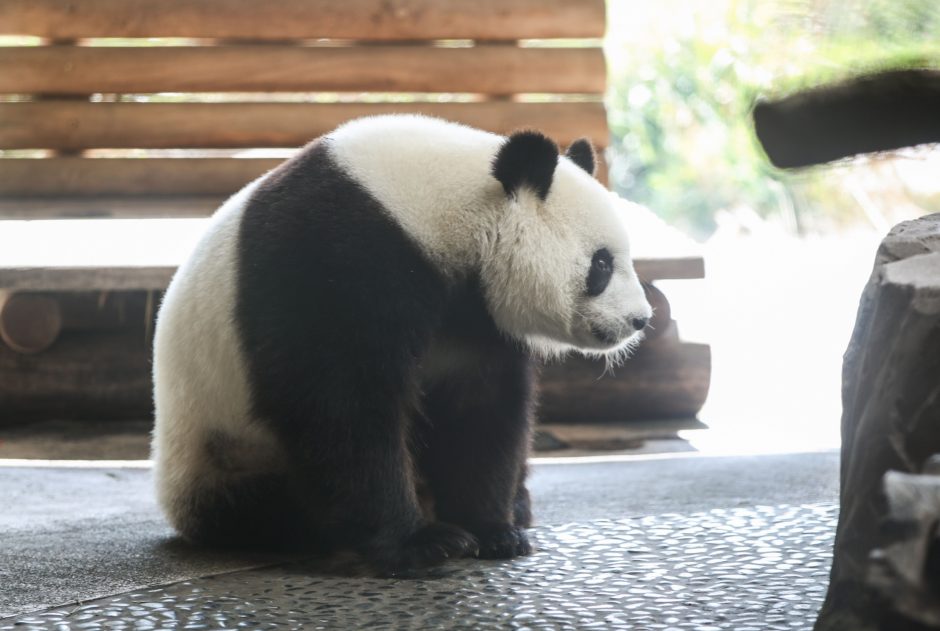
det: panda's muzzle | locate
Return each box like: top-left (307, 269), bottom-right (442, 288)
top-left (591, 316), bottom-right (648, 346)
top-left (590, 324), bottom-right (621, 346)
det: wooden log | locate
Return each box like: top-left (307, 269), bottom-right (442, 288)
top-left (538, 341), bottom-right (711, 423)
top-left (0, 289), bottom-right (154, 350)
top-left (0, 101), bottom-right (609, 150)
top-left (0, 267), bottom-right (176, 292)
top-left (0, 329), bottom-right (153, 422)
top-left (0, 45), bottom-right (606, 95)
top-left (0, 290), bottom-right (62, 354)
top-left (0, 0), bottom-right (605, 41)
top-left (0, 319), bottom-right (708, 424)
top-left (57, 291), bottom-right (156, 332)
top-left (0, 196), bottom-right (223, 220)
top-left (0, 157), bottom-right (283, 196)
top-left (815, 213), bottom-right (940, 631)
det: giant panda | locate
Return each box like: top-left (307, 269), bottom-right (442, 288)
top-left (152, 114), bottom-right (652, 574)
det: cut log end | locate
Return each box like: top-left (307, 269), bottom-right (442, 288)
top-left (0, 291), bottom-right (63, 354)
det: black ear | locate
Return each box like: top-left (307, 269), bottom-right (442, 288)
top-left (565, 138), bottom-right (596, 176)
top-left (492, 130), bottom-right (559, 200)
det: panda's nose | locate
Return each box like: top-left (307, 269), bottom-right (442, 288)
top-left (631, 317), bottom-right (648, 331)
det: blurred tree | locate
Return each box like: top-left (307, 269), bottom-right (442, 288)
top-left (605, 0), bottom-right (940, 238)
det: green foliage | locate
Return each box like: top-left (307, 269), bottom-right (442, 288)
top-left (605, 0), bottom-right (940, 237)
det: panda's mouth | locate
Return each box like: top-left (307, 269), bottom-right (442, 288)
top-left (590, 324), bottom-right (622, 346)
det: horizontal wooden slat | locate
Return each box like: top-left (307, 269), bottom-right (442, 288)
top-left (0, 0), bottom-right (605, 41)
top-left (0, 101), bottom-right (609, 150)
top-left (0, 214), bottom-right (703, 288)
top-left (0, 158), bottom-right (281, 196)
top-left (0, 46), bottom-right (606, 95)
top-left (0, 197), bottom-right (224, 219)
top-left (633, 257), bottom-right (705, 281)
top-left (0, 214), bottom-right (703, 289)
top-left (0, 259), bottom-right (704, 291)
top-left (0, 267), bottom-right (176, 291)
top-left (0, 155), bottom-right (610, 201)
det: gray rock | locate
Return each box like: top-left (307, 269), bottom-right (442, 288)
top-left (816, 213), bottom-right (940, 631)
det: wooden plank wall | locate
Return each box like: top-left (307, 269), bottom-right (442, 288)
top-left (0, 0), bottom-right (609, 214)
top-left (0, 0), bottom-right (605, 40)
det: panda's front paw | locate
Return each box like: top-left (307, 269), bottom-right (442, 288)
top-left (377, 522), bottom-right (477, 576)
top-left (472, 523), bottom-right (532, 559)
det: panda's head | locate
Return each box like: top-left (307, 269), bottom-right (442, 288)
top-left (481, 130), bottom-right (653, 359)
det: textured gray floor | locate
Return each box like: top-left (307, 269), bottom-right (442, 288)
top-left (0, 451), bottom-right (840, 628)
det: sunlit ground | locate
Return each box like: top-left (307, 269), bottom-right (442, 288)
top-left (663, 220), bottom-right (884, 455)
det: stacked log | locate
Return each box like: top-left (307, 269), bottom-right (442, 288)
top-left (539, 283), bottom-right (711, 424)
top-left (815, 213), bottom-right (940, 631)
top-left (0, 292), bottom-right (155, 422)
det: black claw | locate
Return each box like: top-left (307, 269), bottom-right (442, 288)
top-left (473, 524), bottom-right (532, 560)
top-left (389, 522), bottom-right (478, 571)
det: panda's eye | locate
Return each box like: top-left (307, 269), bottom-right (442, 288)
top-left (586, 248), bottom-right (614, 297)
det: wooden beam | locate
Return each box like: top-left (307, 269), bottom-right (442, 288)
top-left (0, 157), bottom-right (282, 196)
top-left (0, 45), bottom-right (606, 95)
top-left (0, 101), bottom-right (609, 150)
top-left (0, 267), bottom-right (176, 292)
top-left (0, 0), bottom-right (605, 41)
top-left (0, 197), bottom-right (223, 220)
top-left (539, 341), bottom-right (712, 423)
top-left (634, 257), bottom-right (705, 281)
top-left (0, 259), bottom-right (704, 291)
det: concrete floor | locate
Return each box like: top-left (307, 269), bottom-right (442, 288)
top-left (0, 450), bottom-right (839, 628)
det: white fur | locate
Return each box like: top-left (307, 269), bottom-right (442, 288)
top-left (151, 178), bottom-right (286, 525)
top-left (327, 115), bottom-right (505, 274)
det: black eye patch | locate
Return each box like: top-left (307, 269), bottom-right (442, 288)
top-left (586, 248), bottom-right (614, 297)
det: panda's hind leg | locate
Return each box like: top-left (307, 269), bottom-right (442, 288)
top-left (170, 472), bottom-right (308, 551)
top-left (160, 430), bottom-right (310, 550)
top-left (270, 397), bottom-right (480, 575)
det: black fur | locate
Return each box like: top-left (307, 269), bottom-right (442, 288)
top-left (492, 130), bottom-right (559, 200)
top-left (565, 138), bottom-right (596, 176)
top-left (213, 139), bottom-right (535, 573)
top-left (415, 279), bottom-right (535, 559)
top-left (753, 69), bottom-right (940, 168)
top-left (586, 248), bottom-right (613, 297)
